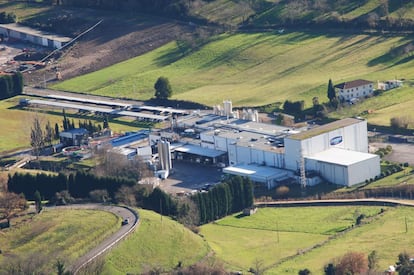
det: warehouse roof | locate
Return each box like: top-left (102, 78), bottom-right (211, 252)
top-left (174, 144), bottom-right (226, 158)
top-left (288, 118), bottom-right (362, 140)
top-left (306, 148), bottom-right (378, 166)
top-left (223, 164), bottom-right (291, 183)
top-left (0, 23), bottom-right (72, 43)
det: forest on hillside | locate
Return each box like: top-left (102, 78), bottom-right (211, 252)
top-left (24, 0), bottom-right (414, 32)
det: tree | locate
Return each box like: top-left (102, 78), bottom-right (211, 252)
top-left (55, 259), bottom-right (69, 275)
top-left (327, 79), bottom-right (336, 102)
top-left (324, 263), bottom-right (335, 275)
top-left (12, 72), bottom-right (23, 94)
top-left (89, 189), bottom-right (110, 203)
top-left (335, 251), bottom-right (367, 275)
top-left (368, 250), bottom-right (379, 271)
top-left (62, 109), bottom-right (69, 131)
top-left (276, 185), bottom-right (290, 198)
top-left (154, 76), bottom-right (173, 99)
top-left (30, 115), bottom-right (45, 158)
top-left (250, 258), bottom-right (265, 275)
top-left (54, 122), bottom-right (60, 139)
top-left (298, 268), bottom-right (312, 275)
top-left (44, 120), bottom-right (54, 146)
top-left (34, 190), bottom-right (42, 213)
top-left (103, 115), bottom-right (109, 129)
top-left (0, 192), bottom-right (27, 219)
top-left (396, 252), bottom-right (414, 275)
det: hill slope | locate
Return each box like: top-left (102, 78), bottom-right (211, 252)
top-left (52, 31), bottom-right (414, 108)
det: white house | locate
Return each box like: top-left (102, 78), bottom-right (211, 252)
top-left (334, 79), bottom-right (374, 102)
top-left (377, 79), bottom-right (403, 91)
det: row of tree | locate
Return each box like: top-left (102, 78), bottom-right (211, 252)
top-left (40, 0), bottom-right (191, 18)
top-left (7, 171), bottom-right (136, 200)
top-left (0, 72), bottom-right (23, 99)
top-left (193, 176), bottom-right (254, 224)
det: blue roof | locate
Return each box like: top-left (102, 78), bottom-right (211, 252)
top-left (111, 130), bottom-right (149, 147)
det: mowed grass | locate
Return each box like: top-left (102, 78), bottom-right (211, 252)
top-left (0, 97), bottom-right (62, 153)
top-left (52, 31), bottom-right (414, 110)
top-left (200, 206), bottom-right (383, 272)
top-left (0, 208), bottom-right (120, 273)
top-left (267, 206), bottom-right (414, 274)
top-left (0, 96), bottom-right (141, 154)
top-left (102, 209), bottom-right (210, 275)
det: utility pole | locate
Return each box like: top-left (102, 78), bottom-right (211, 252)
top-left (276, 221), bottom-right (280, 243)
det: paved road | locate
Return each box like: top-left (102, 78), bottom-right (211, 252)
top-left (256, 198), bottom-right (414, 208)
top-left (48, 204), bottom-right (139, 274)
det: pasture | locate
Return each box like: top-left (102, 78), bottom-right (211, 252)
top-left (0, 208), bottom-right (120, 273)
top-left (200, 206), bottom-right (384, 272)
top-left (52, 31), bottom-right (414, 117)
top-left (102, 209), bottom-right (209, 274)
top-left (267, 206), bottom-right (414, 274)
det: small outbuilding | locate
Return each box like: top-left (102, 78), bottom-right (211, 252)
top-left (243, 207), bottom-right (258, 216)
top-left (59, 128), bottom-right (88, 146)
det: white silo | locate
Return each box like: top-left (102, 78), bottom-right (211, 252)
top-left (223, 100), bottom-right (232, 117)
top-left (253, 110), bottom-right (259, 122)
top-left (247, 109), bottom-right (254, 121)
top-left (214, 105), bottom-right (221, 115)
top-left (242, 109), bottom-right (248, 120)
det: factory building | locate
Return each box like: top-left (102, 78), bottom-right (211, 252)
top-left (173, 113), bottom-right (380, 188)
top-left (284, 118), bottom-right (380, 186)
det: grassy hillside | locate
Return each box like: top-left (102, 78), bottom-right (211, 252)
top-left (267, 206), bottom-right (414, 274)
top-left (102, 209), bottom-right (210, 274)
top-left (201, 206), bottom-right (414, 274)
top-left (0, 208), bottom-right (120, 273)
top-left (200, 206), bottom-right (384, 272)
top-left (52, 31), bottom-right (414, 111)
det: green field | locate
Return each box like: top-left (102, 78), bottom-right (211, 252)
top-left (267, 206), bottom-right (414, 274)
top-left (0, 96), bottom-right (142, 154)
top-left (3, 205), bottom-right (414, 275)
top-left (0, 208), bottom-right (120, 273)
top-left (102, 209), bottom-right (209, 274)
top-left (51, 31), bottom-right (414, 114)
top-left (202, 206), bottom-right (414, 274)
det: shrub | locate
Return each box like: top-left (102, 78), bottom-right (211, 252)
top-left (276, 185), bottom-right (290, 198)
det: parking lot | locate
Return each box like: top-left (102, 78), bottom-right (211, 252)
top-left (158, 160), bottom-right (223, 194)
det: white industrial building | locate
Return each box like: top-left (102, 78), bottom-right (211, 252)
top-left (0, 23), bottom-right (72, 49)
top-left (284, 118), bottom-right (380, 186)
top-left (173, 114), bottom-right (380, 188)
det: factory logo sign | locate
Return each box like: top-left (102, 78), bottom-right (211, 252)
top-left (330, 136), bottom-right (343, 146)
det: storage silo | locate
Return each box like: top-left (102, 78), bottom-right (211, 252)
top-left (223, 100), bottom-right (232, 117)
top-left (157, 140), bottom-right (172, 171)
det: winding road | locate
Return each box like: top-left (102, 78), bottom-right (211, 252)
top-left (49, 204), bottom-right (139, 274)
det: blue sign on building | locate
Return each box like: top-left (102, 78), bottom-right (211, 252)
top-left (330, 136), bottom-right (343, 146)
